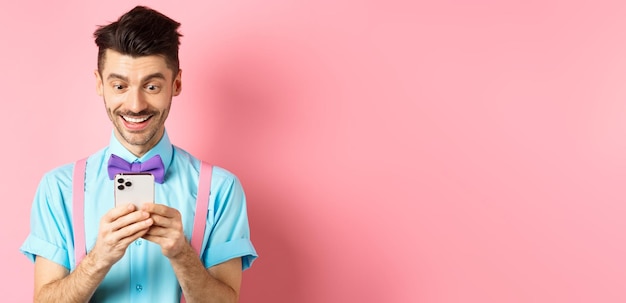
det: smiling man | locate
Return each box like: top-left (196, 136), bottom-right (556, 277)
top-left (20, 6), bottom-right (257, 303)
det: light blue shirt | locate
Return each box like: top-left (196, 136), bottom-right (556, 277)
top-left (20, 131), bottom-right (257, 302)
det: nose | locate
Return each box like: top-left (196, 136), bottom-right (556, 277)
top-left (127, 88), bottom-right (149, 113)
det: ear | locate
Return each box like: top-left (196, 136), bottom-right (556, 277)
top-left (173, 69), bottom-right (182, 96)
top-left (95, 70), bottom-right (103, 96)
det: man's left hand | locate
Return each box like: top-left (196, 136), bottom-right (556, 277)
top-left (141, 203), bottom-right (189, 258)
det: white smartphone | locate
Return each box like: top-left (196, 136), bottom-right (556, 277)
top-left (114, 173), bottom-right (155, 208)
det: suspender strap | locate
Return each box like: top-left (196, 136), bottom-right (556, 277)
top-left (191, 161), bottom-right (212, 254)
top-left (72, 158), bottom-right (87, 267)
top-left (182, 161), bottom-right (213, 303)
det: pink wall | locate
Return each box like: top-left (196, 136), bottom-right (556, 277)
top-left (2, 1), bottom-right (626, 302)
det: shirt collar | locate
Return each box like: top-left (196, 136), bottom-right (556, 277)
top-left (106, 130), bottom-right (173, 175)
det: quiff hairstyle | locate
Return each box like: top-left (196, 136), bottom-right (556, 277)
top-left (93, 6), bottom-right (182, 75)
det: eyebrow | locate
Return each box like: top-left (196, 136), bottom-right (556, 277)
top-left (106, 72), bottom-right (167, 82)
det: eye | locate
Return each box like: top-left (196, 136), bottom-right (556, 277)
top-left (112, 84), bottom-right (125, 90)
top-left (145, 84), bottom-right (161, 93)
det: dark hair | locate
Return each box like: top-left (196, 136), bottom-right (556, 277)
top-left (94, 6), bottom-right (182, 75)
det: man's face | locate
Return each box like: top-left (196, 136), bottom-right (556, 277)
top-left (96, 49), bottom-right (182, 156)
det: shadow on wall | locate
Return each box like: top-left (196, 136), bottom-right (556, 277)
top-left (184, 33), bottom-right (320, 302)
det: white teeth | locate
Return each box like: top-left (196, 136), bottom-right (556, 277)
top-left (123, 116), bottom-right (150, 123)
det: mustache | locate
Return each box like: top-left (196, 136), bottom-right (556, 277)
top-left (117, 110), bottom-right (156, 117)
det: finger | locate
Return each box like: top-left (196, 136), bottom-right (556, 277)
top-left (143, 225), bottom-right (185, 244)
top-left (110, 210), bottom-right (151, 232)
top-left (102, 203), bottom-right (137, 223)
top-left (142, 203), bottom-right (178, 218)
top-left (115, 217), bottom-right (154, 243)
top-left (149, 213), bottom-right (175, 228)
top-left (141, 233), bottom-right (177, 250)
top-left (141, 234), bottom-right (165, 247)
top-left (115, 225), bottom-right (151, 248)
top-left (144, 226), bottom-right (169, 237)
top-left (142, 232), bottom-right (188, 258)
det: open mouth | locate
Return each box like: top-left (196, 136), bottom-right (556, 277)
top-left (120, 114), bottom-right (153, 130)
top-left (122, 115), bottom-right (151, 123)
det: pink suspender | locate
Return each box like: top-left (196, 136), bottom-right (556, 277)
top-left (191, 161), bottom-right (212, 254)
top-left (182, 161), bottom-right (213, 303)
top-left (72, 158), bottom-right (88, 265)
top-left (72, 159), bottom-right (213, 302)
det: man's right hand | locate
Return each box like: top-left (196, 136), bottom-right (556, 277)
top-left (90, 203), bottom-right (154, 267)
top-left (34, 204), bottom-right (154, 302)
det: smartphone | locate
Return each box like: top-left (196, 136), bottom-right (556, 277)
top-left (114, 173), bottom-right (155, 208)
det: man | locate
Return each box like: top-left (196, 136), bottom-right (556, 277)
top-left (20, 6), bottom-right (257, 302)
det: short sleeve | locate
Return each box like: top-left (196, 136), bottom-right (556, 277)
top-left (201, 168), bottom-right (257, 270)
top-left (20, 167), bottom-right (74, 270)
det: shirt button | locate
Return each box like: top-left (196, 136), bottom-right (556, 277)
top-left (135, 239), bottom-right (142, 246)
top-left (136, 284), bottom-right (143, 292)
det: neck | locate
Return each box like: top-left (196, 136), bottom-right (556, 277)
top-left (114, 129), bottom-right (164, 158)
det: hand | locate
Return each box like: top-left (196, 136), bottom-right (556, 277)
top-left (90, 204), bottom-right (154, 267)
top-left (141, 203), bottom-right (188, 258)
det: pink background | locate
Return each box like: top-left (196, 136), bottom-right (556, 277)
top-left (2, 1), bottom-right (626, 302)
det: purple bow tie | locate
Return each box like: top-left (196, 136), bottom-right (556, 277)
top-left (107, 154), bottom-right (165, 183)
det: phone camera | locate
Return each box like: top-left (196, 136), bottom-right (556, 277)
top-left (117, 178), bottom-right (125, 184)
top-left (125, 181), bottom-right (132, 187)
top-left (117, 185), bottom-right (125, 190)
